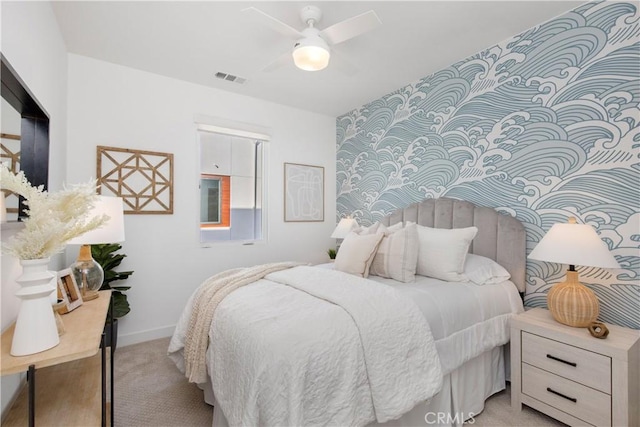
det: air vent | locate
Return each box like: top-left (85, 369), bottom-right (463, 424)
top-left (214, 71), bottom-right (246, 85)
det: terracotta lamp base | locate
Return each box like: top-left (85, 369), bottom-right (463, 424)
top-left (547, 270), bottom-right (599, 328)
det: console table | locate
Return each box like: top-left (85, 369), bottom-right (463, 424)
top-left (1, 290), bottom-right (114, 426)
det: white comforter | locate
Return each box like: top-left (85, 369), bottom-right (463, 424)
top-left (169, 266), bottom-right (443, 426)
top-left (366, 273), bottom-right (524, 375)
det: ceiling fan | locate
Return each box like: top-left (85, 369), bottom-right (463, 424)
top-left (243, 5), bottom-right (382, 73)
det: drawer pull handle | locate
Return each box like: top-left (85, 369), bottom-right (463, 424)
top-left (546, 354), bottom-right (577, 367)
top-left (546, 387), bottom-right (577, 403)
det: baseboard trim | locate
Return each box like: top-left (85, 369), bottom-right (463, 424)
top-left (118, 324), bottom-right (176, 348)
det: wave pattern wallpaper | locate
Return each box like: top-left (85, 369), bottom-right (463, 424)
top-left (336, 1), bottom-right (639, 328)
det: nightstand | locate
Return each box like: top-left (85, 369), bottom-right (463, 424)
top-left (511, 308), bottom-right (639, 427)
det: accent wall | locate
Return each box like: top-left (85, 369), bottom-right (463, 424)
top-left (336, 1), bottom-right (639, 328)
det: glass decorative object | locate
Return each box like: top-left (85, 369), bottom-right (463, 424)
top-left (71, 245), bottom-right (105, 301)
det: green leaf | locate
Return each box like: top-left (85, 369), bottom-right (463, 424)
top-left (111, 290), bottom-right (130, 319)
top-left (92, 243), bottom-right (134, 318)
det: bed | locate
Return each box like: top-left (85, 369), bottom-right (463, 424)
top-left (169, 197), bottom-right (526, 427)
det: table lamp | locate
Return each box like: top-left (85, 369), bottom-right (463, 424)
top-left (331, 216), bottom-right (358, 251)
top-left (68, 196), bottom-right (125, 301)
top-left (528, 217), bottom-right (620, 327)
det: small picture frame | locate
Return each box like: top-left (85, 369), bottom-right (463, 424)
top-left (57, 268), bottom-right (83, 314)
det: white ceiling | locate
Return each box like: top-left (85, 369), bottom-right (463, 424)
top-left (52, 1), bottom-right (584, 117)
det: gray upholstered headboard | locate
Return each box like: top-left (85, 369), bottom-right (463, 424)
top-left (380, 197), bottom-right (526, 292)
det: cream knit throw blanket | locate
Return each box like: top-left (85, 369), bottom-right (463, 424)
top-left (183, 262), bottom-right (301, 383)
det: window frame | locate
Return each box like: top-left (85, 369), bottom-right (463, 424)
top-left (196, 121), bottom-right (269, 245)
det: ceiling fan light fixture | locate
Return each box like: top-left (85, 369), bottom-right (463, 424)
top-left (292, 36), bottom-right (330, 71)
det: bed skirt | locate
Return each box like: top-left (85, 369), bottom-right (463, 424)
top-left (206, 345), bottom-right (507, 427)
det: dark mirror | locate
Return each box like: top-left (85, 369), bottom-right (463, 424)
top-left (1, 54), bottom-right (50, 220)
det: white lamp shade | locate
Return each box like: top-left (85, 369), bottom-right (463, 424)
top-left (68, 196), bottom-right (125, 244)
top-left (292, 35), bottom-right (330, 71)
top-left (331, 217), bottom-right (358, 239)
top-left (528, 222), bottom-right (619, 269)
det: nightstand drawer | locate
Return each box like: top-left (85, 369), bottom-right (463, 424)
top-left (522, 363), bottom-right (611, 427)
top-left (522, 331), bottom-right (611, 393)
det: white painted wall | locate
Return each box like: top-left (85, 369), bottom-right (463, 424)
top-left (0, 0), bottom-right (68, 416)
top-left (65, 54), bottom-right (337, 346)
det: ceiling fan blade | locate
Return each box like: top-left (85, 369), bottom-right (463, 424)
top-left (262, 51), bottom-right (292, 73)
top-left (243, 7), bottom-right (302, 40)
top-left (320, 10), bottom-right (381, 45)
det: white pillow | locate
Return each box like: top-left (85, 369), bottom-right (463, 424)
top-left (354, 222), bottom-right (381, 235)
top-left (369, 222), bottom-right (419, 283)
top-left (378, 222), bottom-right (404, 234)
top-left (464, 254), bottom-right (511, 285)
top-left (334, 231), bottom-right (384, 277)
top-left (416, 225), bottom-right (478, 281)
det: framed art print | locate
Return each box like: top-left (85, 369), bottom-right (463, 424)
top-left (284, 162), bottom-right (324, 222)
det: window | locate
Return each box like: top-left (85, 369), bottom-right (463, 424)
top-left (200, 174), bottom-right (230, 227)
top-left (198, 124), bottom-right (267, 243)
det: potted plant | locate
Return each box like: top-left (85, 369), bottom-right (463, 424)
top-left (92, 243), bottom-right (133, 350)
top-left (327, 249), bottom-right (337, 260)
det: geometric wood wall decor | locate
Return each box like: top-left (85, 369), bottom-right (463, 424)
top-left (1, 133), bottom-right (21, 213)
top-left (97, 145), bottom-right (173, 214)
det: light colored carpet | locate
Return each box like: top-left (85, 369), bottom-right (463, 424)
top-left (115, 338), bottom-right (212, 427)
top-left (115, 338), bottom-right (566, 427)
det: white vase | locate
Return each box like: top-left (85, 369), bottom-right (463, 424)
top-left (11, 258), bottom-right (60, 356)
